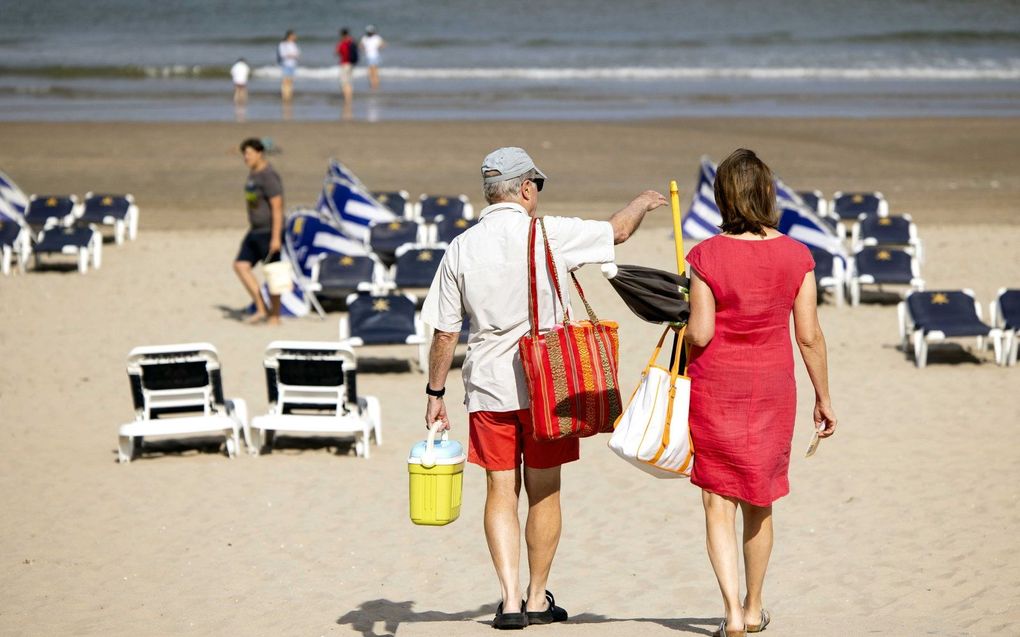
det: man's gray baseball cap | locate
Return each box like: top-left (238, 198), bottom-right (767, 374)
top-left (481, 147), bottom-right (547, 184)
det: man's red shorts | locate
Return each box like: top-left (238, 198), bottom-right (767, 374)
top-left (467, 409), bottom-right (579, 471)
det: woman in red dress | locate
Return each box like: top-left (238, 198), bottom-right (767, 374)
top-left (685, 149), bottom-right (838, 637)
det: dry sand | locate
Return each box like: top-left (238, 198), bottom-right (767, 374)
top-left (1, 119), bottom-right (1018, 636)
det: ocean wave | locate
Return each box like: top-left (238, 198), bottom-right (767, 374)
top-left (3, 63), bottom-right (1019, 83)
top-left (253, 64), bottom-right (1020, 81)
top-left (0, 64), bottom-right (229, 79)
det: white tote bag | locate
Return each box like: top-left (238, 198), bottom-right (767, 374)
top-left (608, 325), bottom-right (693, 478)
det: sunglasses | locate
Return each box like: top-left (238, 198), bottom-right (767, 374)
top-left (529, 178), bottom-right (544, 192)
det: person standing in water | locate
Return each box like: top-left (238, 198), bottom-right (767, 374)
top-left (360, 25), bottom-right (386, 91)
top-left (277, 30), bottom-right (300, 101)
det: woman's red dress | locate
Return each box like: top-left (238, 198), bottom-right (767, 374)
top-left (686, 234), bottom-right (815, 506)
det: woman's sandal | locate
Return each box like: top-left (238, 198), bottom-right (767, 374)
top-left (746, 609), bottom-right (771, 633)
top-left (714, 620), bottom-right (747, 637)
top-left (492, 600), bottom-right (528, 630)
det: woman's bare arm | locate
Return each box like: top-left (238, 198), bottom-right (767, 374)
top-left (685, 267), bottom-right (715, 347)
top-left (792, 272), bottom-right (837, 436)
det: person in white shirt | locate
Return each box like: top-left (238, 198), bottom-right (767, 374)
top-left (422, 147), bottom-right (666, 629)
top-left (277, 30), bottom-right (300, 101)
top-left (230, 58), bottom-right (250, 106)
top-left (359, 25), bottom-right (386, 90)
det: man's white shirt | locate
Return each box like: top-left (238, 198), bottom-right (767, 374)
top-left (421, 203), bottom-right (614, 413)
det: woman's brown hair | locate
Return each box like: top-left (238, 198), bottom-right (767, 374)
top-left (714, 148), bottom-right (778, 237)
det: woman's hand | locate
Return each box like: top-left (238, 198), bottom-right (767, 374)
top-left (814, 399), bottom-right (837, 438)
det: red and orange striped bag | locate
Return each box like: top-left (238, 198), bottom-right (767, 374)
top-left (519, 218), bottom-right (622, 441)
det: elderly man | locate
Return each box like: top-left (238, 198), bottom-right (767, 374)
top-left (422, 147), bottom-right (666, 629)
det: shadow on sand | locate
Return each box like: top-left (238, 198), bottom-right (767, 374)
top-left (336, 599), bottom-right (719, 636)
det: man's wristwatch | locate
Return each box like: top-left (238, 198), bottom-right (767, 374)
top-left (425, 384), bottom-right (446, 398)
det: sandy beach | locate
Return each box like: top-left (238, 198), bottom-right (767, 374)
top-left (1, 119), bottom-right (1018, 636)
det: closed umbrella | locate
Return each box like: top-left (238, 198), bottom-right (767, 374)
top-left (603, 180), bottom-right (690, 325)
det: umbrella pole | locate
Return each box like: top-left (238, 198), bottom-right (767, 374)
top-left (670, 180), bottom-right (685, 275)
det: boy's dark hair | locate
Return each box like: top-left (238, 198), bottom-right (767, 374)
top-left (340, 28), bottom-right (349, 37)
top-left (240, 138), bottom-right (264, 153)
top-left (285, 29), bottom-right (294, 38)
top-left (714, 148), bottom-right (778, 237)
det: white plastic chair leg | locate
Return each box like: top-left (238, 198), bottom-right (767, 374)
top-left (834, 281), bottom-right (845, 307)
top-left (78, 249), bottom-right (88, 274)
top-left (914, 331), bottom-right (927, 368)
top-left (365, 395), bottom-right (382, 445)
top-left (850, 280), bottom-right (860, 307)
top-left (128, 209), bottom-right (139, 240)
top-left (1009, 332), bottom-right (1019, 366)
top-left (417, 343), bottom-right (427, 373)
top-left (118, 436), bottom-right (134, 463)
top-left (115, 220), bottom-right (126, 245)
top-left (92, 236), bottom-right (102, 269)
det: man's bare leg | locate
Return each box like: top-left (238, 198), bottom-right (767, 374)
top-left (233, 260), bottom-right (267, 321)
top-left (484, 468), bottom-right (523, 612)
top-left (523, 465), bottom-right (562, 612)
top-left (268, 293), bottom-right (282, 325)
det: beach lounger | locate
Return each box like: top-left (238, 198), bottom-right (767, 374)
top-left (990, 288), bottom-right (1020, 366)
top-left (1, 217), bottom-right (31, 275)
top-left (392, 243), bottom-right (446, 293)
top-left (851, 213), bottom-right (923, 262)
top-left (434, 215), bottom-right (478, 244)
top-left (25, 195), bottom-right (79, 231)
top-left (368, 219), bottom-right (425, 267)
top-left (796, 190), bottom-right (826, 216)
top-left (339, 291), bottom-right (427, 371)
top-left (416, 194), bottom-right (473, 224)
top-left (831, 191), bottom-right (887, 221)
top-left (78, 193), bottom-right (139, 245)
top-left (898, 290), bottom-right (1003, 368)
top-left (116, 343), bottom-right (249, 462)
top-left (311, 253), bottom-right (385, 300)
top-left (371, 190), bottom-right (413, 218)
top-left (848, 246), bottom-right (923, 307)
top-left (806, 246), bottom-right (846, 307)
top-left (33, 225), bottom-right (102, 274)
top-left (249, 341), bottom-right (382, 457)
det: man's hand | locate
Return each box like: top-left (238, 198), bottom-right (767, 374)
top-left (269, 236), bottom-right (282, 256)
top-left (425, 396), bottom-right (451, 432)
top-left (632, 190), bottom-right (668, 213)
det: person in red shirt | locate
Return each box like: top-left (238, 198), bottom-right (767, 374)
top-left (335, 28), bottom-right (357, 105)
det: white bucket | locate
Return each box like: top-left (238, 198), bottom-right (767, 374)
top-left (263, 260), bottom-right (294, 295)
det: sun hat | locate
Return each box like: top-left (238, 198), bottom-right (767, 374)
top-left (481, 147), bottom-right (548, 184)
top-left (366, 25), bottom-right (376, 34)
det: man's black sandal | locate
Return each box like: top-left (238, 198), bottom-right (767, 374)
top-left (525, 590), bottom-right (569, 625)
top-left (492, 600), bottom-right (528, 630)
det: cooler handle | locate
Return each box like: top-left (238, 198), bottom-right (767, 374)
top-left (421, 421), bottom-right (448, 469)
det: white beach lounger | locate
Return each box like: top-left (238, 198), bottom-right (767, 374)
top-left (117, 343), bottom-right (248, 462)
top-left (250, 341), bottom-right (381, 457)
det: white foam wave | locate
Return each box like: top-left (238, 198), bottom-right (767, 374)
top-left (253, 64), bottom-right (1020, 82)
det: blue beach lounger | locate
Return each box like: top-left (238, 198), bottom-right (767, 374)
top-left (851, 213), bottom-right (923, 262)
top-left (898, 290), bottom-right (1003, 368)
top-left (807, 246), bottom-right (846, 307)
top-left (25, 195), bottom-right (79, 230)
top-left (848, 246), bottom-right (923, 307)
top-left (117, 343), bottom-right (250, 462)
top-left (371, 190), bottom-right (413, 218)
top-left (78, 193), bottom-right (139, 245)
top-left (990, 288), bottom-right (1020, 366)
top-left (831, 191), bottom-right (887, 221)
top-left (0, 214), bottom-right (31, 275)
top-left (312, 253), bottom-right (385, 299)
top-left (339, 291), bottom-right (427, 372)
top-left (392, 243), bottom-right (447, 293)
top-left (368, 219), bottom-right (425, 267)
top-left (250, 341), bottom-right (382, 458)
top-left (33, 225), bottom-right (102, 274)
top-left (796, 190), bottom-right (826, 217)
top-left (434, 215), bottom-right (478, 244)
top-left (416, 194), bottom-right (473, 224)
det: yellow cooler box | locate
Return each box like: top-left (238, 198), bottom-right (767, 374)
top-left (408, 424), bottom-right (465, 526)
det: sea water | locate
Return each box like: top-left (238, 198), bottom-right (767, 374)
top-left (1, 0), bottom-right (1018, 121)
